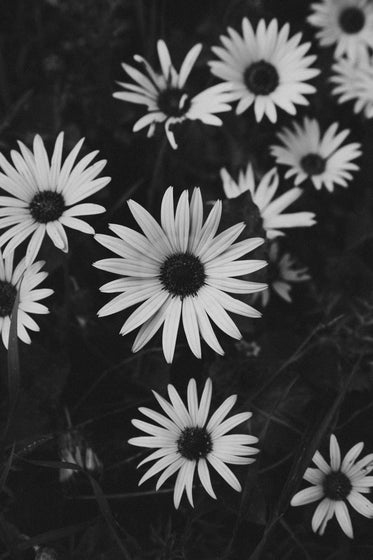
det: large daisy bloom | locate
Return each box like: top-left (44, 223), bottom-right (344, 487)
top-left (270, 118), bottom-right (362, 192)
top-left (209, 18), bottom-right (320, 123)
top-left (129, 378), bottom-right (259, 509)
top-left (331, 57), bottom-right (373, 119)
top-left (291, 434), bottom-right (373, 538)
top-left (0, 250), bottom-right (53, 349)
top-left (220, 165), bottom-right (316, 239)
top-left (94, 187), bottom-right (267, 363)
top-left (308, 0), bottom-right (373, 63)
top-left (114, 40), bottom-right (233, 149)
top-left (0, 133), bottom-right (110, 266)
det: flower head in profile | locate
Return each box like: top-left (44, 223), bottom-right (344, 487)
top-left (291, 434), bottom-right (373, 538)
top-left (220, 165), bottom-right (316, 239)
top-left (0, 250), bottom-right (53, 349)
top-left (94, 187), bottom-right (267, 363)
top-left (308, 0), bottom-right (373, 62)
top-left (270, 118), bottom-right (361, 192)
top-left (331, 57), bottom-right (373, 119)
top-left (260, 240), bottom-right (311, 306)
top-left (0, 133), bottom-right (110, 266)
top-left (209, 18), bottom-right (320, 122)
top-left (59, 430), bottom-right (102, 483)
top-left (114, 40), bottom-right (233, 149)
top-left (129, 378), bottom-right (259, 509)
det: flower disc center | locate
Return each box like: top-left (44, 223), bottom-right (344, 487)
top-left (339, 7), bottom-right (366, 34)
top-left (29, 191), bottom-right (65, 223)
top-left (323, 471), bottom-right (352, 500)
top-left (0, 281), bottom-right (17, 317)
top-left (160, 252), bottom-right (206, 298)
top-left (177, 427), bottom-right (212, 460)
top-left (158, 88), bottom-right (191, 117)
top-left (300, 153), bottom-right (326, 176)
top-left (244, 60), bottom-right (279, 95)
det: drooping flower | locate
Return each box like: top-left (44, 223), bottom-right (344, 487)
top-left (0, 133), bottom-right (110, 266)
top-left (291, 434), bottom-right (373, 538)
top-left (261, 240), bottom-right (311, 305)
top-left (209, 18), bottom-right (320, 122)
top-left (94, 187), bottom-right (267, 363)
top-left (114, 40), bottom-right (233, 149)
top-left (129, 378), bottom-right (259, 508)
top-left (0, 250), bottom-right (53, 349)
top-left (331, 57), bottom-right (373, 119)
top-left (270, 118), bottom-right (361, 192)
top-left (59, 431), bottom-right (102, 483)
top-left (220, 165), bottom-right (316, 239)
top-left (308, 0), bottom-right (373, 62)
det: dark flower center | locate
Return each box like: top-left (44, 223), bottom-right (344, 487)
top-left (0, 281), bottom-right (17, 317)
top-left (267, 259), bottom-right (279, 284)
top-left (177, 427), bottom-right (212, 460)
top-left (323, 471), bottom-right (352, 500)
top-left (300, 153), bottom-right (326, 176)
top-left (339, 7), bottom-right (366, 34)
top-left (244, 60), bottom-right (279, 95)
top-left (158, 88), bottom-right (191, 117)
top-left (160, 252), bottom-right (206, 298)
top-left (29, 191), bottom-right (65, 223)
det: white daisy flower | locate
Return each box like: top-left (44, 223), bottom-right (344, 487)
top-left (291, 434), bottom-right (373, 539)
top-left (94, 187), bottom-right (267, 364)
top-left (114, 40), bottom-right (233, 149)
top-left (220, 164), bottom-right (316, 239)
top-left (209, 18), bottom-right (320, 123)
top-left (260, 240), bottom-right (311, 305)
top-left (0, 250), bottom-right (53, 349)
top-left (59, 431), bottom-right (102, 483)
top-left (331, 57), bottom-right (373, 119)
top-left (0, 133), bottom-right (110, 266)
top-left (308, 0), bottom-right (373, 62)
top-left (270, 118), bottom-right (362, 192)
top-left (129, 377), bottom-right (259, 509)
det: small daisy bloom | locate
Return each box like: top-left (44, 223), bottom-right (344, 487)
top-left (0, 250), bottom-right (53, 349)
top-left (94, 187), bottom-right (267, 363)
top-left (209, 18), bottom-right (320, 123)
top-left (59, 431), bottom-right (102, 483)
top-left (220, 165), bottom-right (316, 239)
top-left (129, 378), bottom-right (259, 508)
top-left (291, 434), bottom-right (373, 539)
top-left (270, 118), bottom-right (362, 192)
top-left (114, 40), bottom-right (233, 149)
top-left (0, 133), bottom-right (110, 266)
top-left (331, 57), bottom-right (373, 119)
top-left (308, 0), bottom-right (373, 62)
top-left (261, 240), bottom-right (311, 305)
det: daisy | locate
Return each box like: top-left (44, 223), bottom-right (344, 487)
top-left (94, 187), bottom-right (267, 363)
top-left (209, 18), bottom-right (320, 123)
top-left (220, 165), bottom-right (316, 239)
top-left (59, 431), bottom-right (102, 483)
top-left (114, 40), bottom-right (233, 149)
top-left (308, 0), bottom-right (373, 62)
top-left (331, 57), bottom-right (373, 119)
top-left (0, 133), bottom-right (110, 266)
top-left (261, 241), bottom-right (311, 305)
top-left (129, 378), bottom-right (259, 508)
top-left (270, 118), bottom-right (362, 192)
top-left (0, 249), bottom-right (53, 349)
top-left (291, 434), bottom-right (373, 538)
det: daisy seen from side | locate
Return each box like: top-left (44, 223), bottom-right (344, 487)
top-left (129, 377), bottom-right (259, 508)
top-left (209, 18), bottom-right (320, 123)
top-left (220, 164), bottom-right (316, 239)
top-left (94, 187), bottom-right (267, 364)
top-left (0, 249), bottom-right (53, 349)
top-left (0, 133), bottom-right (110, 266)
top-left (270, 118), bottom-right (362, 192)
top-left (114, 40), bottom-right (233, 149)
top-left (331, 57), bottom-right (373, 119)
top-left (291, 434), bottom-right (373, 538)
top-left (308, 0), bottom-right (373, 62)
